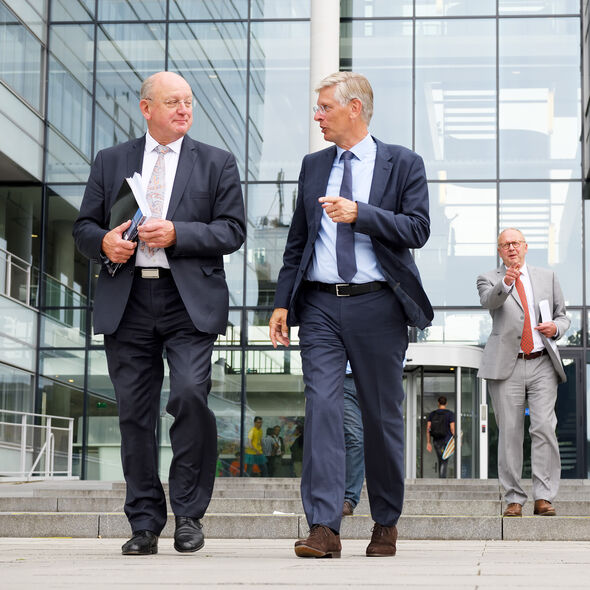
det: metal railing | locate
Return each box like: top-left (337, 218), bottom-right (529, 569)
top-left (0, 246), bottom-right (33, 307)
top-left (0, 409), bottom-right (76, 480)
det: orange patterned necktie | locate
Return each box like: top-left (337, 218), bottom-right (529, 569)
top-left (514, 274), bottom-right (534, 354)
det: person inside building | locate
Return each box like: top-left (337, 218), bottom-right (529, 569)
top-left (426, 396), bottom-right (456, 478)
top-left (269, 71), bottom-right (432, 558)
top-left (73, 71), bottom-right (245, 556)
top-left (477, 227), bottom-right (569, 517)
top-left (244, 416), bottom-right (268, 477)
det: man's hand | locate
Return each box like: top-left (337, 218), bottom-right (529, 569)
top-left (319, 196), bottom-right (358, 224)
top-left (137, 219), bottom-right (177, 249)
top-left (535, 321), bottom-right (557, 338)
top-left (101, 220), bottom-right (136, 263)
top-left (503, 263), bottom-right (520, 287)
top-left (269, 308), bottom-right (290, 348)
top-left (426, 442), bottom-right (432, 453)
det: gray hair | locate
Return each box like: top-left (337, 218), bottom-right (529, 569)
top-left (140, 75), bottom-right (156, 100)
top-left (315, 71), bottom-right (374, 125)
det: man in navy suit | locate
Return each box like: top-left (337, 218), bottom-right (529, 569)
top-left (73, 71), bottom-right (245, 555)
top-left (269, 72), bottom-right (432, 558)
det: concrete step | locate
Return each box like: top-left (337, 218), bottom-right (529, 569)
top-left (1, 512), bottom-right (589, 541)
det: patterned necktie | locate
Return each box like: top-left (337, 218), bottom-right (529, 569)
top-left (514, 274), bottom-right (534, 354)
top-left (336, 150), bottom-right (357, 282)
top-left (140, 144), bottom-right (172, 257)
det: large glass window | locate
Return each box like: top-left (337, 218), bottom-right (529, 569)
top-left (416, 18), bottom-right (496, 180)
top-left (341, 18), bottom-right (412, 148)
top-left (170, 0), bottom-right (247, 20)
top-left (169, 21), bottom-right (248, 177)
top-left (498, 0), bottom-right (580, 15)
top-left (248, 20), bottom-right (310, 181)
top-left (0, 1), bottom-right (43, 111)
top-left (499, 181), bottom-right (583, 305)
top-left (416, 183), bottom-right (497, 306)
top-left (341, 1), bottom-right (412, 17)
top-left (499, 17), bottom-right (581, 179)
top-left (416, 0), bottom-right (495, 16)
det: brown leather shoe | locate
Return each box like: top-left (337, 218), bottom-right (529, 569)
top-left (366, 523), bottom-right (397, 557)
top-left (342, 500), bottom-right (354, 516)
top-left (294, 524), bottom-right (341, 558)
top-left (503, 503), bottom-right (522, 517)
top-left (534, 499), bottom-right (556, 516)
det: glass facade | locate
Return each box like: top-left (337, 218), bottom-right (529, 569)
top-left (0, 0), bottom-right (587, 480)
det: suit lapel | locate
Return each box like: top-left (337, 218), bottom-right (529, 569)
top-left (127, 136), bottom-right (145, 177)
top-left (167, 137), bottom-right (198, 220)
top-left (368, 138), bottom-right (393, 207)
top-left (311, 146), bottom-right (337, 235)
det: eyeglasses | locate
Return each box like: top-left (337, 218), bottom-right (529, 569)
top-left (499, 240), bottom-right (525, 251)
top-left (144, 97), bottom-right (193, 109)
top-left (312, 104), bottom-right (333, 115)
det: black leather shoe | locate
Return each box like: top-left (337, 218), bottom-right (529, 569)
top-left (174, 516), bottom-right (205, 553)
top-left (121, 530), bottom-right (158, 555)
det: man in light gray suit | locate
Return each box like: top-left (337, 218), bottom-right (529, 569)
top-left (477, 228), bottom-right (569, 517)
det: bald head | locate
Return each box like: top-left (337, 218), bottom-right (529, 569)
top-left (139, 71), bottom-right (193, 144)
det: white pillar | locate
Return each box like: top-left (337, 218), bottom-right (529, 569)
top-left (309, 0), bottom-right (340, 153)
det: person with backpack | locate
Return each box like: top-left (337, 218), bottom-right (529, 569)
top-left (426, 397), bottom-right (456, 478)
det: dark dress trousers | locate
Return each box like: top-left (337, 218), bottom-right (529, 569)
top-left (73, 134), bottom-right (245, 535)
top-left (274, 138), bottom-right (432, 532)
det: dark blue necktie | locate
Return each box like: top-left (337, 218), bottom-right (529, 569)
top-left (336, 150), bottom-right (357, 282)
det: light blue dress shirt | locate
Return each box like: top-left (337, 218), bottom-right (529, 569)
top-left (306, 134), bottom-right (386, 284)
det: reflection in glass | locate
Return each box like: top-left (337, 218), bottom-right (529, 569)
top-left (499, 182), bottom-right (582, 305)
top-left (51, 0), bottom-right (94, 21)
top-left (341, 0), bottom-right (411, 17)
top-left (416, 183), bottom-right (497, 306)
top-left (243, 350), bottom-right (304, 477)
top-left (95, 23), bottom-right (165, 154)
top-left (39, 348), bottom-right (85, 391)
top-left (341, 19), bottom-right (412, 148)
top-left (98, 0), bottom-right (166, 21)
top-left (84, 391), bottom-right (120, 480)
top-left (170, 0), bottom-right (247, 20)
top-left (46, 186), bottom-right (88, 302)
top-left (251, 0), bottom-right (310, 18)
top-left (499, 18), bottom-right (580, 179)
top-left (247, 183), bottom-right (296, 308)
top-left (249, 21), bottom-right (310, 181)
top-left (0, 298), bottom-right (37, 372)
top-left (39, 376), bottom-right (84, 478)
top-left (0, 2), bottom-right (43, 110)
top-left (169, 21), bottom-right (247, 177)
top-left (418, 310), bottom-right (493, 345)
top-left (48, 25), bottom-right (94, 159)
top-left (498, 0), bottom-right (580, 15)
top-left (416, 0), bottom-right (495, 16)
top-left (556, 309), bottom-right (582, 346)
top-left (41, 312), bottom-right (86, 349)
top-left (0, 363), bottom-right (34, 413)
top-left (461, 368), bottom-right (479, 478)
top-left (416, 19), bottom-right (496, 180)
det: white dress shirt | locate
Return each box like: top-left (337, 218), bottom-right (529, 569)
top-left (502, 263), bottom-right (548, 353)
top-left (135, 130), bottom-right (184, 269)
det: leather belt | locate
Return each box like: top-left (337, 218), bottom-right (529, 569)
top-left (135, 267), bottom-right (172, 279)
top-left (304, 281), bottom-right (388, 297)
top-left (517, 349), bottom-right (547, 360)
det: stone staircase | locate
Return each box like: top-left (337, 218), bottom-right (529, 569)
top-left (1, 478), bottom-right (589, 540)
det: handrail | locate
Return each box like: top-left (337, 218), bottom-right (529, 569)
top-left (0, 409), bottom-right (76, 480)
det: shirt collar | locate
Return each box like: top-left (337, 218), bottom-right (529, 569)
top-left (145, 130), bottom-right (184, 154)
top-left (336, 133), bottom-right (374, 162)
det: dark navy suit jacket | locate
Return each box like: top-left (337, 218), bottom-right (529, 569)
top-left (73, 134), bottom-right (246, 336)
top-left (274, 137), bottom-right (433, 329)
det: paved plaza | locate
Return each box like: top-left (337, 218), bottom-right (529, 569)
top-left (1, 538), bottom-right (589, 589)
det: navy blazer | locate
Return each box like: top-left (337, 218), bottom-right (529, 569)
top-left (274, 137), bottom-right (433, 329)
top-left (73, 134), bottom-right (246, 336)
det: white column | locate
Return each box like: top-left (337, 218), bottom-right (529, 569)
top-left (309, 0), bottom-right (340, 153)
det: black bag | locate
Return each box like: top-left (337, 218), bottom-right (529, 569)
top-left (429, 410), bottom-right (448, 440)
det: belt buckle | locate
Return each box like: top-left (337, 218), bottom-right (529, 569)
top-left (335, 283), bottom-right (350, 297)
top-left (141, 268), bottom-right (159, 279)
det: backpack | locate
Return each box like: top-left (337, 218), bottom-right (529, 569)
top-left (429, 410), bottom-right (449, 440)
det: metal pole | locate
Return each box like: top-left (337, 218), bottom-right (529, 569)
top-left (67, 418), bottom-right (74, 478)
top-left (20, 414), bottom-right (27, 478)
top-left (45, 417), bottom-right (52, 477)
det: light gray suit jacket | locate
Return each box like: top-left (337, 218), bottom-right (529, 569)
top-left (476, 265), bottom-right (570, 383)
